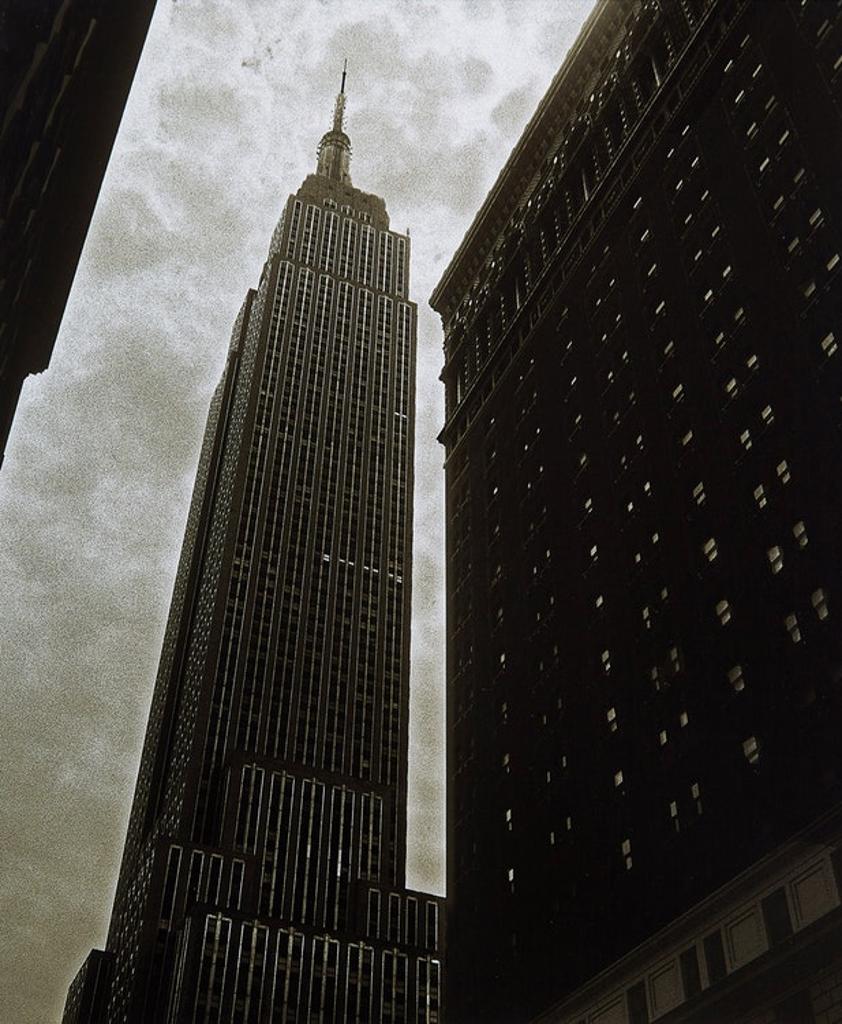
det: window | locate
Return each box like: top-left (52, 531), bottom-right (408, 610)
top-left (716, 599), bottom-right (732, 625)
top-left (754, 483), bottom-right (767, 509)
top-left (614, 769), bottom-right (624, 787)
top-left (607, 706), bottom-right (618, 731)
top-left (767, 545), bottom-right (784, 574)
top-left (740, 428), bottom-right (753, 451)
top-left (743, 735), bottom-right (760, 764)
top-left (505, 808), bottom-right (512, 830)
top-left (703, 537), bottom-right (718, 562)
top-left (601, 649), bottom-right (611, 673)
top-left (728, 665), bottom-right (745, 692)
top-left (820, 331), bottom-right (838, 358)
top-left (777, 459), bottom-right (791, 484)
top-left (621, 838), bottom-right (632, 870)
top-left (672, 382), bottom-right (685, 402)
top-left (679, 710), bottom-right (689, 728)
top-left (681, 428), bottom-right (694, 447)
top-left (792, 520), bottom-right (808, 548)
top-left (659, 729), bottom-right (668, 746)
top-left (693, 481), bottom-right (706, 506)
top-left (784, 613), bottom-right (801, 643)
top-left (812, 588), bottom-right (829, 620)
top-left (761, 404), bottom-right (774, 426)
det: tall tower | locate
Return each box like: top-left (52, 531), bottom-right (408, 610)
top-left (432, 1), bottom-right (842, 1021)
top-left (64, 75), bottom-right (442, 1024)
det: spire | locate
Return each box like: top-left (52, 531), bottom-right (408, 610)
top-left (317, 60), bottom-right (352, 185)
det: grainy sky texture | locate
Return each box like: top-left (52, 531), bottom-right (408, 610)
top-left (0, 2), bottom-right (593, 1020)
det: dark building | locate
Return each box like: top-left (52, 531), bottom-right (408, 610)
top-left (0, 0), bottom-right (157, 468)
top-left (64, 79), bottom-right (442, 1022)
top-left (431, 0), bottom-right (842, 1021)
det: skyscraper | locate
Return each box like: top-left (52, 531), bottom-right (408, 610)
top-left (1, 0), bottom-right (158, 468)
top-left (432, 0), bottom-right (842, 1021)
top-left (64, 75), bottom-right (442, 1024)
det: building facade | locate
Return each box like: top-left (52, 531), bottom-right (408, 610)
top-left (431, 0), bottom-right (842, 1021)
top-left (0, 0), bottom-right (158, 468)
top-left (64, 81), bottom-right (442, 1023)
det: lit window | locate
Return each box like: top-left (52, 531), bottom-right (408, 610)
top-left (502, 753), bottom-right (510, 772)
top-left (601, 649), bottom-right (611, 673)
top-left (703, 537), bottom-right (718, 562)
top-left (590, 544), bottom-right (599, 560)
top-left (652, 532), bottom-right (660, 545)
top-left (634, 551), bottom-right (642, 564)
top-left (670, 800), bottom-right (679, 824)
top-left (728, 665), bottom-right (745, 693)
top-left (740, 428), bottom-right (752, 451)
top-left (761, 404), bottom-right (774, 426)
top-left (784, 613), bottom-right (801, 643)
top-left (579, 452), bottom-right (588, 468)
top-left (607, 706), bottom-right (618, 731)
top-left (681, 429), bottom-right (694, 447)
top-left (767, 545), bottom-right (783, 574)
top-left (644, 480), bottom-right (652, 495)
top-left (584, 497), bottom-right (593, 514)
top-left (754, 483), bottom-right (767, 509)
top-left (693, 481), bottom-right (706, 506)
top-left (659, 729), bottom-right (668, 746)
top-left (804, 280), bottom-right (817, 299)
top-left (743, 735), bottom-right (760, 765)
top-left (691, 782), bottom-right (702, 814)
top-left (716, 598), bottom-right (732, 625)
top-left (792, 520), bottom-right (808, 548)
top-left (642, 606), bottom-right (651, 629)
top-left (565, 815), bottom-right (573, 831)
top-left (777, 460), bottom-right (791, 484)
top-left (549, 831), bottom-right (555, 845)
top-left (656, 300), bottom-right (666, 316)
top-left (828, 253), bottom-right (839, 271)
top-left (670, 647), bottom-right (681, 672)
top-left (679, 710), bottom-right (689, 728)
top-left (622, 838), bottom-right (632, 870)
top-left (505, 808), bottom-right (513, 830)
top-left (725, 377), bottom-right (738, 397)
top-left (508, 867), bottom-right (515, 882)
top-left (673, 383), bottom-right (685, 402)
top-left (614, 770), bottom-right (624, 788)
top-left (595, 594), bottom-right (604, 609)
top-left (747, 353), bottom-right (759, 370)
top-left (809, 207), bottom-right (824, 227)
top-left (499, 652), bottom-right (507, 667)
top-left (812, 588), bottom-right (829, 620)
top-left (820, 331), bottom-right (838, 357)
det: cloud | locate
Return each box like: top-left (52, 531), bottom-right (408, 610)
top-left (0, 2), bottom-right (595, 1020)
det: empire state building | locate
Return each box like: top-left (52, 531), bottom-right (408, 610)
top-left (63, 74), bottom-right (443, 1024)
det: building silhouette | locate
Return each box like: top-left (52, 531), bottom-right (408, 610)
top-left (0, 0), bottom-right (158, 469)
top-left (431, 0), bottom-right (842, 1021)
top-left (64, 76), bottom-right (442, 1023)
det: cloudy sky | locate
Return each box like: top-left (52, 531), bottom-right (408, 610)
top-left (0, 2), bottom-right (593, 1020)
